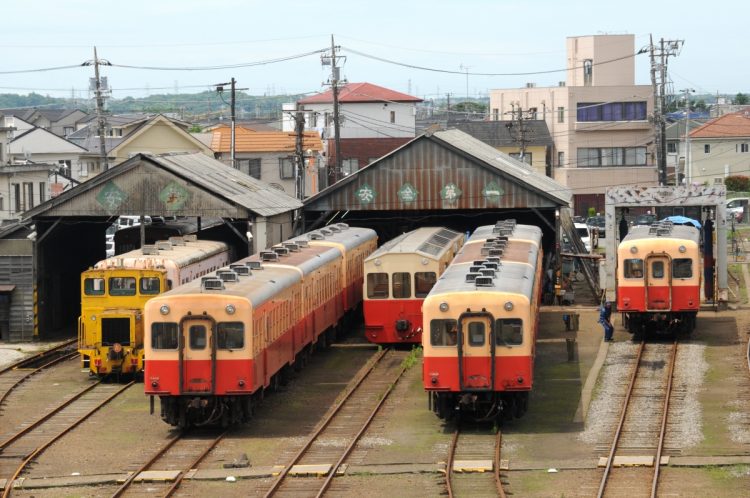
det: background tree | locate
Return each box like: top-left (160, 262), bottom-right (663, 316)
top-left (725, 175), bottom-right (750, 192)
top-left (735, 93), bottom-right (749, 105)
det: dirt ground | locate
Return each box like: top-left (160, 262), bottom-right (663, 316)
top-left (4, 306), bottom-right (750, 497)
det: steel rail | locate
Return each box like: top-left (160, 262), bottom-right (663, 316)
top-left (2, 381), bottom-right (134, 498)
top-left (314, 360), bottom-right (408, 498)
top-left (651, 340), bottom-right (678, 498)
top-left (0, 378), bottom-right (104, 450)
top-left (0, 339), bottom-right (76, 376)
top-left (596, 340), bottom-right (645, 498)
top-left (162, 429), bottom-right (228, 498)
top-left (0, 351), bottom-right (79, 408)
top-left (445, 424), bottom-right (460, 498)
top-left (110, 431), bottom-right (183, 498)
top-left (494, 430), bottom-right (507, 498)
top-left (263, 348), bottom-right (389, 498)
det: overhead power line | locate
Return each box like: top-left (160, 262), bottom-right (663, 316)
top-left (110, 49), bottom-right (328, 71)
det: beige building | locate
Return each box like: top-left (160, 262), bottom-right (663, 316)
top-left (687, 111), bottom-right (750, 185)
top-left (489, 34), bottom-right (656, 215)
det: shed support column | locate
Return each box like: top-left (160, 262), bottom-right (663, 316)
top-left (252, 217), bottom-right (269, 253)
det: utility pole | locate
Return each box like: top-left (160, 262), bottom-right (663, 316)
top-left (322, 35), bottom-right (345, 185)
top-left (648, 35), bottom-right (683, 185)
top-left (293, 104), bottom-right (306, 200)
top-left (214, 78), bottom-right (247, 168)
top-left (505, 103), bottom-right (531, 165)
top-left (459, 63), bottom-right (470, 100)
top-left (82, 47), bottom-right (111, 171)
top-left (681, 88), bottom-right (695, 184)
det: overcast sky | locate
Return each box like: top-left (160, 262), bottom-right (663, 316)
top-left (0, 0), bottom-right (745, 102)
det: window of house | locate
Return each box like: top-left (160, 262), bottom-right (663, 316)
top-left (24, 183), bottom-right (33, 210)
top-left (577, 102), bottom-right (647, 122)
top-left (558, 151), bottom-right (565, 167)
top-left (342, 158), bottom-right (359, 176)
top-left (279, 157), bottom-right (295, 179)
top-left (11, 183), bottom-right (21, 212)
top-left (577, 147), bottom-right (647, 167)
top-left (557, 106), bottom-right (565, 123)
top-left (492, 108), bottom-right (499, 121)
top-left (239, 158), bottom-right (261, 179)
top-left (0, 196), bottom-right (4, 212)
top-left (740, 143), bottom-right (749, 153)
top-left (509, 152), bottom-right (532, 165)
top-left (667, 142), bottom-right (677, 153)
top-left (704, 144), bottom-right (710, 153)
top-left (38, 182), bottom-right (46, 203)
top-left (583, 59), bottom-right (593, 86)
top-left (390, 110), bottom-right (396, 123)
top-left (81, 162), bottom-right (89, 177)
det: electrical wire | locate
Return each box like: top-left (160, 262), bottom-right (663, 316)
top-left (109, 49), bottom-right (327, 71)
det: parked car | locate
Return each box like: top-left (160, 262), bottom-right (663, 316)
top-left (586, 216), bottom-right (606, 239)
top-left (574, 222), bottom-right (591, 252)
top-left (726, 198), bottom-right (749, 222)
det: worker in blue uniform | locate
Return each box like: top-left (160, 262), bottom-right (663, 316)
top-left (599, 301), bottom-right (614, 342)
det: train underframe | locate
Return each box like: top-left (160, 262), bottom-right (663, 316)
top-left (158, 393), bottom-right (257, 428)
top-left (429, 390), bottom-right (529, 423)
top-left (622, 311), bottom-right (697, 336)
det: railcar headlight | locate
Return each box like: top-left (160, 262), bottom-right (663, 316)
top-left (504, 301), bottom-right (514, 311)
top-left (226, 304), bottom-right (236, 315)
top-left (159, 305), bottom-right (170, 315)
top-left (91, 315), bottom-right (96, 321)
top-left (439, 302), bottom-right (449, 312)
top-left (374, 259), bottom-right (382, 266)
top-left (421, 258), bottom-right (429, 265)
top-left (630, 246), bottom-right (638, 254)
top-left (679, 245), bottom-right (686, 253)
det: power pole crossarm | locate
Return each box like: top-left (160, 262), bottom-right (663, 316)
top-left (82, 47), bottom-right (111, 171)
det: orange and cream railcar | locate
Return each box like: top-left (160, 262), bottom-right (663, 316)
top-left (78, 236), bottom-right (231, 378)
top-left (144, 225), bottom-right (376, 427)
top-left (617, 222), bottom-right (701, 335)
top-left (363, 227), bottom-right (464, 344)
top-left (422, 220), bottom-right (543, 421)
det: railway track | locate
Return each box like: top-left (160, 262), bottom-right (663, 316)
top-left (446, 421), bottom-right (506, 498)
top-left (264, 348), bottom-right (410, 497)
top-left (597, 340), bottom-right (678, 498)
top-left (0, 340), bottom-right (78, 410)
top-left (112, 427), bottom-right (227, 498)
top-left (0, 380), bottom-right (134, 497)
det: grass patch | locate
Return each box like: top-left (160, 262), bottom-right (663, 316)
top-left (401, 346), bottom-right (422, 370)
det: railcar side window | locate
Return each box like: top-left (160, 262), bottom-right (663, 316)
top-left (652, 261), bottom-right (665, 278)
top-left (415, 272), bottom-right (437, 298)
top-left (109, 277), bottom-right (136, 296)
top-left (496, 319), bottom-right (523, 346)
top-left (392, 272), bottom-right (411, 298)
top-left (623, 259), bottom-right (644, 278)
top-left (151, 322), bottom-right (178, 349)
top-left (673, 258), bottom-right (692, 278)
top-left (190, 325), bottom-right (207, 350)
top-left (84, 277), bottom-right (105, 296)
top-left (140, 277), bottom-right (161, 295)
top-left (367, 273), bottom-right (389, 299)
top-left (430, 319), bottom-right (458, 346)
top-left (467, 322), bottom-right (485, 346)
top-left (218, 322), bottom-right (244, 349)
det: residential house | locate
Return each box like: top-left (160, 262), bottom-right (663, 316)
top-left (489, 34), bottom-right (656, 216)
top-left (665, 117), bottom-right (709, 184)
top-left (686, 111), bottom-right (750, 185)
top-left (210, 125), bottom-right (323, 199)
top-left (67, 114), bottom-right (214, 182)
top-left (0, 108), bottom-right (88, 137)
top-left (452, 120), bottom-right (554, 177)
top-left (291, 82), bottom-right (422, 185)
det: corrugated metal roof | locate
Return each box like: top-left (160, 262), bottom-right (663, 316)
top-left (304, 129), bottom-right (570, 211)
top-left (210, 125), bottom-right (323, 153)
top-left (21, 152), bottom-right (301, 220)
top-left (451, 121), bottom-right (554, 147)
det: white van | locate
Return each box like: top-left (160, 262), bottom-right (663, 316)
top-left (116, 215), bottom-right (152, 229)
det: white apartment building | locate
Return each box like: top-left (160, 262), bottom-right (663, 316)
top-left (489, 34), bottom-right (656, 214)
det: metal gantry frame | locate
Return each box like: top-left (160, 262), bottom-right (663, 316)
top-left (602, 184), bottom-right (728, 307)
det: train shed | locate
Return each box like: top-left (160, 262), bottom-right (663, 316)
top-left (303, 128), bottom-right (571, 260)
top-left (5, 152), bottom-right (301, 341)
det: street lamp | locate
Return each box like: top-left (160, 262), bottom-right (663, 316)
top-left (681, 88), bottom-right (695, 184)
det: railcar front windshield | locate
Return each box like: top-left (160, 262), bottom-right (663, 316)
top-left (496, 318), bottom-right (523, 346)
top-left (84, 277), bottom-right (105, 296)
top-left (151, 322), bottom-right (178, 349)
top-left (430, 319), bottom-right (458, 346)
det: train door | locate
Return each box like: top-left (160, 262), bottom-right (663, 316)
top-left (457, 313), bottom-right (495, 391)
top-left (645, 254), bottom-right (671, 310)
top-left (179, 316), bottom-right (217, 394)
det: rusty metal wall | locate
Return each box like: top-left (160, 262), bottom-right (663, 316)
top-left (307, 140), bottom-right (560, 212)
